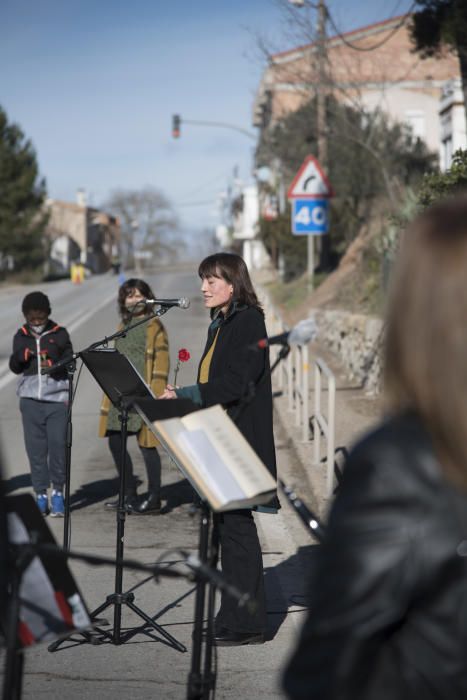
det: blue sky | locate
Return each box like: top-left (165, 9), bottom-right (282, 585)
top-left (2, 0), bottom-right (414, 232)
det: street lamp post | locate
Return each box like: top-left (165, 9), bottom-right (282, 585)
top-left (171, 116), bottom-right (257, 255)
top-left (171, 116), bottom-right (256, 141)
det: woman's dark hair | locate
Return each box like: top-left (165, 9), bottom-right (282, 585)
top-left (198, 252), bottom-right (263, 313)
top-left (118, 278), bottom-right (155, 321)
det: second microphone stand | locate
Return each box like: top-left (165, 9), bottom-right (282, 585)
top-left (233, 342), bottom-right (326, 542)
top-left (42, 306), bottom-right (172, 550)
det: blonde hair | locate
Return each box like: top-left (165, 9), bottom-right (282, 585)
top-left (385, 195), bottom-right (467, 488)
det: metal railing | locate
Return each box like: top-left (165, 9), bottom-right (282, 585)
top-left (261, 291), bottom-right (337, 497)
top-left (312, 357), bottom-right (336, 497)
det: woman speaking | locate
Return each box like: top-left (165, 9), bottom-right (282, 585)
top-left (161, 252), bottom-right (278, 646)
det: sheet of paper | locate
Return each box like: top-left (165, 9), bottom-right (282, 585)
top-left (184, 405), bottom-right (276, 495)
top-left (178, 428), bottom-right (246, 506)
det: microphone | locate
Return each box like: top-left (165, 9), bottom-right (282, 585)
top-left (252, 317), bottom-right (317, 350)
top-left (144, 297), bottom-right (190, 309)
top-left (279, 480), bottom-right (325, 543)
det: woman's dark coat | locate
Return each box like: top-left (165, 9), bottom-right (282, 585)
top-left (197, 305), bottom-right (277, 480)
top-left (283, 411), bottom-right (467, 700)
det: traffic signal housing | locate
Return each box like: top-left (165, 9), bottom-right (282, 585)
top-left (172, 114), bottom-right (181, 138)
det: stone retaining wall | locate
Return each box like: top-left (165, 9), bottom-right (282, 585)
top-left (314, 309), bottom-right (384, 394)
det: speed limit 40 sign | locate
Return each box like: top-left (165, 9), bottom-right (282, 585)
top-left (292, 199), bottom-right (329, 235)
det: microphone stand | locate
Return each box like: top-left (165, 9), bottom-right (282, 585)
top-left (182, 336), bottom-right (322, 697)
top-left (232, 342), bottom-right (326, 543)
top-left (279, 480), bottom-right (325, 542)
top-left (41, 305), bottom-right (171, 551)
top-left (183, 505), bottom-right (256, 700)
top-left (186, 501), bottom-right (216, 700)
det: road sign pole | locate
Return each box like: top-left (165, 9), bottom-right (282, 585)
top-left (307, 236), bottom-right (314, 289)
top-left (288, 156), bottom-right (333, 290)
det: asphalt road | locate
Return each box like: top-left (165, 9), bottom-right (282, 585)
top-left (0, 266), bottom-right (316, 699)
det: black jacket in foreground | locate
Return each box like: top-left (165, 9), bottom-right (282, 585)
top-left (283, 411), bottom-right (467, 700)
top-left (197, 305), bottom-right (277, 481)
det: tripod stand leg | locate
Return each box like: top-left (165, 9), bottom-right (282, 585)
top-left (47, 593), bottom-right (115, 652)
top-left (124, 598), bottom-right (187, 652)
top-left (49, 401), bottom-right (184, 653)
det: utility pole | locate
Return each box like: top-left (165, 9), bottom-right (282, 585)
top-left (316, 0), bottom-right (327, 171)
top-left (288, 0), bottom-right (329, 286)
top-left (309, 0), bottom-right (328, 286)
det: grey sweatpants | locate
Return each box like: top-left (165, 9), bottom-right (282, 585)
top-left (19, 398), bottom-right (67, 493)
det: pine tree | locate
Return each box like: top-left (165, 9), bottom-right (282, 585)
top-left (0, 106), bottom-right (48, 272)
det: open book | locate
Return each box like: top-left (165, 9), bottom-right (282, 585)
top-left (138, 404), bottom-right (276, 511)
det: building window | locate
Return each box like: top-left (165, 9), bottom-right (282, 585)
top-left (405, 110), bottom-right (426, 141)
top-left (442, 137), bottom-right (453, 171)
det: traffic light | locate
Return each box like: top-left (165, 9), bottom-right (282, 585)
top-left (172, 114), bottom-right (181, 138)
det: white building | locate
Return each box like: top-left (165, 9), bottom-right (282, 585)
top-left (254, 16), bottom-right (461, 156)
top-left (439, 78), bottom-right (467, 171)
top-left (231, 184), bottom-right (269, 270)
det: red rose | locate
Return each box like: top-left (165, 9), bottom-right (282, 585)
top-left (178, 348), bottom-right (190, 362)
top-left (173, 348), bottom-right (191, 386)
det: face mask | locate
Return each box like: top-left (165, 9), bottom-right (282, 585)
top-left (125, 300), bottom-right (146, 313)
top-left (29, 323), bottom-right (46, 334)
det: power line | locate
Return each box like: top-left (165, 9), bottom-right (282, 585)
top-left (326, 2), bottom-right (417, 53)
top-left (177, 170), bottom-right (231, 201)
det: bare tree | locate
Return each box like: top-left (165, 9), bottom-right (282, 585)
top-left (253, 1), bottom-right (432, 207)
top-left (104, 186), bottom-right (179, 268)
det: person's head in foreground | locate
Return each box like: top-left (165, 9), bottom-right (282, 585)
top-left (385, 193), bottom-right (467, 488)
top-left (283, 194), bottom-right (467, 700)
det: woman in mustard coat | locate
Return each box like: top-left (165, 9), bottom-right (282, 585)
top-left (99, 278), bottom-right (169, 514)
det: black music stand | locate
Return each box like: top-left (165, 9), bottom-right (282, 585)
top-left (3, 494), bottom-right (92, 700)
top-left (2, 493), bottom-right (202, 699)
top-left (49, 348), bottom-right (185, 651)
top-left (134, 399), bottom-right (258, 700)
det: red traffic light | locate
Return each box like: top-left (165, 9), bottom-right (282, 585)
top-left (172, 114), bottom-right (181, 138)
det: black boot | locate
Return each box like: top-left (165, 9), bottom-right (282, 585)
top-left (105, 494), bottom-right (137, 511)
top-left (128, 492), bottom-right (162, 515)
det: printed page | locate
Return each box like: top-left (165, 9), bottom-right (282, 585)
top-left (149, 417), bottom-right (219, 506)
top-left (183, 406), bottom-right (276, 497)
top-left (178, 429), bottom-right (246, 506)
